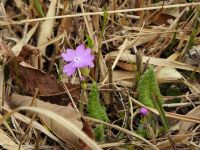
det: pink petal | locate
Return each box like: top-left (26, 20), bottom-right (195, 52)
top-left (76, 44), bottom-right (85, 56)
top-left (83, 48), bottom-right (92, 56)
top-left (72, 59), bottom-right (86, 68)
top-left (61, 49), bottom-right (76, 62)
top-left (82, 55), bottom-right (95, 67)
top-left (63, 62), bottom-right (76, 76)
top-left (140, 108), bottom-right (149, 116)
top-left (72, 55), bottom-right (94, 68)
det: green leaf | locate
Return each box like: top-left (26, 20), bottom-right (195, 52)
top-left (87, 82), bottom-right (109, 122)
top-left (101, 9), bottom-right (108, 33)
top-left (3, 64), bottom-right (9, 82)
top-left (94, 124), bottom-right (104, 142)
top-left (138, 66), bottom-right (169, 131)
top-left (33, 0), bottom-right (45, 17)
top-left (87, 82), bottom-right (109, 141)
top-left (138, 66), bottom-right (162, 107)
top-left (166, 86), bottom-right (181, 103)
top-left (151, 93), bottom-right (170, 131)
top-left (85, 34), bottom-right (94, 48)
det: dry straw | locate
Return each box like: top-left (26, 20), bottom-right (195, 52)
top-left (0, 2), bottom-right (200, 25)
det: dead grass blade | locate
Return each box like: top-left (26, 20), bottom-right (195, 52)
top-left (2, 105), bottom-right (65, 148)
top-left (1, 2), bottom-right (200, 25)
top-left (112, 67), bottom-right (183, 87)
top-left (107, 51), bottom-right (200, 72)
top-left (0, 106), bottom-right (102, 150)
top-left (102, 39), bottom-right (128, 84)
top-left (12, 23), bottom-right (39, 56)
top-left (156, 133), bottom-right (192, 149)
top-left (0, 128), bottom-right (24, 150)
top-left (37, 0), bottom-right (57, 68)
top-left (130, 97), bottom-right (200, 124)
top-left (8, 93), bottom-right (82, 147)
top-left (179, 106), bottom-right (200, 134)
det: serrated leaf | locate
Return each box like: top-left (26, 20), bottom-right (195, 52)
top-left (138, 66), bottom-right (163, 107)
top-left (87, 82), bottom-right (109, 122)
top-left (138, 66), bottom-right (169, 131)
top-left (94, 124), bottom-right (104, 142)
top-left (87, 82), bottom-right (109, 142)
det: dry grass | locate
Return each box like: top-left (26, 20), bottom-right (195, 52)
top-left (0, 0), bottom-right (200, 150)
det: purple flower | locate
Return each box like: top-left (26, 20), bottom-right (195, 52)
top-left (139, 107), bottom-right (149, 116)
top-left (61, 44), bottom-right (94, 76)
top-left (80, 76), bottom-right (85, 81)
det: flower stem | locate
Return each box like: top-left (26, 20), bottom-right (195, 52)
top-left (77, 69), bottom-right (86, 115)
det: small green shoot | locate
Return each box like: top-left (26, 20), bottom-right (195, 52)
top-left (87, 82), bottom-right (109, 141)
top-left (86, 34), bottom-right (94, 48)
top-left (151, 93), bottom-right (170, 131)
top-left (138, 66), bottom-right (163, 107)
top-left (96, 9), bottom-right (109, 81)
top-left (33, 0), bottom-right (45, 17)
top-left (138, 66), bottom-right (169, 132)
top-left (101, 9), bottom-right (109, 34)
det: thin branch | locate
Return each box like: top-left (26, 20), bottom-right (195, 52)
top-left (1, 2), bottom-right (200, 25)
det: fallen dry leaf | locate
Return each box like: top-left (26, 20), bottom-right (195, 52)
top-left (12, 23), bottom-right (39, 56)
top-left (112, 67), bottom-right (182, 88)
top-left (18, 44), bottom-right (39, 61)
top-left (79, 119), bottom-right (95, 150)
top-left (2, 103), bottom-right (66, 148)
top-left (8, 93), bottom-right (83, 148)
top-left (7, 58), bottom-right (80, 100)
top-left (0, 42), bottom-right (15, 59)
top-left (0, 128), bottom-right (25, 150)
top-left (115, 61), bottom-right (136, 71)
top-left (179, 105), bottom-right (200, 134)
top-left (107, 51), bottom-right (200, 72)
top-left (155, 67), bottom-right (183, 84)
top-left (149, 11), bottom-right (176, 26)
top-left (156, 133), bottom-right (191, 149)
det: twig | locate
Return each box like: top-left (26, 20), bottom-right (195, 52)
top-left (62, 81), bottom-right (79, 111)
top-left (1, 2), bottom-right (200, 25)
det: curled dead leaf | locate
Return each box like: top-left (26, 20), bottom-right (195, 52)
top-left (107, 51), bottom-right (200, 72)
top-left (12, 23), bottom-right (39, 56)
top-left (7, 58), bottom-right (80, 101)
top-left (79, 119), bottom-right (95, 150)
top-left (8, 93), bottom-right (83, 148)
top-left (156, 133), bottom-right (191, 149)
top-left (0, 128), bottom-right (24, 150)
top-left (0, 42), bottom-right (15, 60)
top-left (179, 105), bottom-right (200, 134)
top-left (112, 68), bottom-right (182, 88)
top-left (18, 44), bottom-right (39, 61)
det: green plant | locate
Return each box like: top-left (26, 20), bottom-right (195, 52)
top-left (138, 66), bottom-right (169, 132)
top-left (87, 82), bottom-right (109, 141)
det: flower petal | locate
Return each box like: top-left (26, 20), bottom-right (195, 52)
top-left (76, 44), bottom-right (85, 56)
top-left (72, 59), bottom-right (86, 68)
top-left (140, 107), bottom-right (149, 116)
top-left (61, 49), bottom-right (76, 62)
top-left (71, 55), bottom-right (95, 68)
top-left (63, 62), bottom-right (76, 76)
top-left (83, 48), bottom-right (92, 56)
top-left (82, 55), bottom-right (95, 67)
